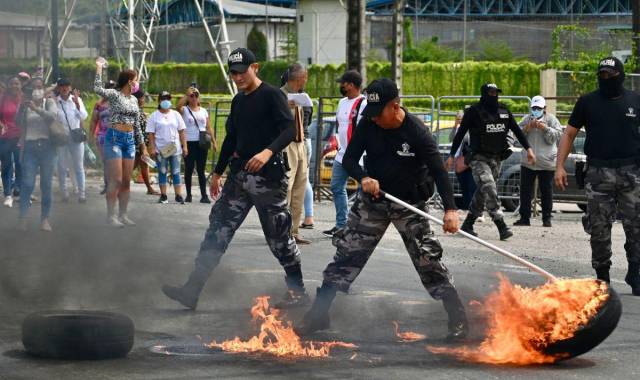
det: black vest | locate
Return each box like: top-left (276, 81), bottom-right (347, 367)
top-left (468, 104), bottom-right (510, 155)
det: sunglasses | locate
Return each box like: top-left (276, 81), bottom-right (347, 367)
top-left (189, 93), bottom-right (199, 98)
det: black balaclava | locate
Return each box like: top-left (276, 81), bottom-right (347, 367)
top-left (598, 73), bottom-right (625, 99)
top-left (480, 86), bottom-right (499, 113)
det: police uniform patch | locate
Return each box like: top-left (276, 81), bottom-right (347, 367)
top-left (397, 142), bottom-right (415, 157)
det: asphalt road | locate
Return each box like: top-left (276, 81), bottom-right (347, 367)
top-left (0, 180), bottom-right (638, 379)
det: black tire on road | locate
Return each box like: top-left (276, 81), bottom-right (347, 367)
top-left (500, 173), bottom-right (521, 212)
top-left (543, 285), bottom-right (622, 360)
top-left (22, 310), bottom-right (135, 360)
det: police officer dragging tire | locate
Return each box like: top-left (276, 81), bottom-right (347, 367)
top-left (162, 48), bottom-right (311, 309)
top-left (556, 57), bottom-right (640, 296)
top-left (296, 79), bottom-right (469, 341)
top-left (447, 83), bottom-right (536, 240)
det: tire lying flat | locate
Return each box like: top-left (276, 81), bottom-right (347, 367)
top-left (22, 310), bottom-right (135, 360)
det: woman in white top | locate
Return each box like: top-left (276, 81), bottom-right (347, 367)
top-left (176, 86), bottom-right (216, 203)
top-left (147, 91), bottom-right (188, 204)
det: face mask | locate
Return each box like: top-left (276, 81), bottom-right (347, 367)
top-left (160, 100), bottom-right (172, 110)
top-left (598, 74), bottom-right (624, 99)
top-left (31, 89), bottom-right (44, 100)
top-left (531, 109), bottom-right (544, 119)
top-left (480, 94), bottom-right (499, 112)
top-left (130, 81), bottom-right (140, 94)
top-left (339, 86), bottom-right (348, 97)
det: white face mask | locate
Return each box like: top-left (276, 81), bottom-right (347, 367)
top-left (32, 89), bottom-right (45, 100)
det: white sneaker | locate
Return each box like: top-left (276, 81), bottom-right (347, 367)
top-left (119, 214), bottom-right (136, 226)
top-left (476, 216), bottom-right (486, 223)
top-left (40, 219), bottom-right (52, 232)
top-left (3, 196), bottom-right (13, 208)
top-left (108, 215), bottom-right (125, 228)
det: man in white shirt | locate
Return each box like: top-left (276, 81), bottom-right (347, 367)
top-left (323, 70), bottom-right (366, 237)
top-left (55, 78), bottom-right (88, 203)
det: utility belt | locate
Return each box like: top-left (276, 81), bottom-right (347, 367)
top-left (587, 156), bottom-right (640, 168)
top-left (229, 151), bottom-right (290, 181)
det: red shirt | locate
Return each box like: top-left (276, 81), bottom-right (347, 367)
top-left (0, 95), bottom-right (21, 139)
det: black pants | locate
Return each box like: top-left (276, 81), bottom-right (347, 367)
top-left (185, 141), bottom-right (209, 198)
top-left (519, 166), bottom-right (554, 220)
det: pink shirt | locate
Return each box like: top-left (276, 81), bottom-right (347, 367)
top-left (0, 95), bottom-right (21, 139)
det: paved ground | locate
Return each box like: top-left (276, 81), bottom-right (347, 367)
top-left (0, 180), bottom-right (638, 379)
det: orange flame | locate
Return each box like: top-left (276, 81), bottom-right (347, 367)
top-left (428, 275), bottom-right (609, 365)
top-left (392, 321), bottom-right (427, 342)
top-left (206, 296), bottom-right (357, 358)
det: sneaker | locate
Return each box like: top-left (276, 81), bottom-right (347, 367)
top-left (158, 194), bottom-right (168, 204)
top-left (3, 196), bottom-right (13, 208)
top-left (476, 216), bottom-right (486, 223)
top-left (119, 214), bottom-right (136, 226)
top-left (175, 194), bottom-right (185, 204)
top-left (185, 194), bottom-right (192, 203)
top-left (542, 219), bottom-right (552, 228)
top-left (513, 218), bottom-right (530, 226)
top-left (108, 215), bottom-right (125, 228)
top-left (322, 226), bottom-right (339, 237)
top-left (200, 196), bottom-right (211, 204)
top-left (40, 219), bottom-right (52, 232)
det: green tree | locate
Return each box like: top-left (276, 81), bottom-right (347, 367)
top-left (247, 26), bottom-right (268, 61)
top-left (474, 39), bottom-right (515, 62)
top-left (281, 28), bottom-right (297, 62)
top-left (403, 36), bottom-right (462, 62)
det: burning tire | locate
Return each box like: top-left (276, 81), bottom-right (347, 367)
top-left (22, 311), bottom-right (135, 360)
top-left (543, 286), bottom-right (622, 360)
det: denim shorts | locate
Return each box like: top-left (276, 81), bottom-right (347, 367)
top-left (103, 128), bottom-right (136, 160)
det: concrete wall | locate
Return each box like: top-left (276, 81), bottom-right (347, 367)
top-left (297, 0), bottom-right (347, 65)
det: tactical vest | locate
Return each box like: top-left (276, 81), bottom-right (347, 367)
top-left (468, 104), bottom-right (510, 155)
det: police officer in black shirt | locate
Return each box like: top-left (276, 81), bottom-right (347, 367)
top-left (162, 48), bottom-right (311, 309)
top-left (447, 83), bottom-right (536, 240)
top-left (556, 57), bottom-right (640, 295)
top-left (296, 79), bottom-right (469, 341)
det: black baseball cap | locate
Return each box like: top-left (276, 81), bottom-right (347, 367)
top-left (336, 70), bottom-right (363, 88)
top-left (598, 56), bottom-right (624, 75)
top-left (361, 78), bottom-right (399, 118)
top-left (227, 48), bottom-right (256, 73)
top-left (481, 83), bottom-right (502, 95)
top-left (158, 90), bottom-right (171, 100)
top-left (56, 77), bottom-right (71, 86)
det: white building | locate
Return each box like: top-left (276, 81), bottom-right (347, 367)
top-left (296, 0), bottom-right (347, 65)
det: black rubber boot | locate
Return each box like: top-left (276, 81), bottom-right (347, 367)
top-left (625, 263), bottom-right (640, 296)
top-left (294, 285), bottom-right (337, 336)
top-left (513, 218), bottom-right (530, 226)
top-left (595, 267), bottom-right (610, 284)
top-left (161, 265), bottom-right (210, 310)
top-left (275, 265), bottom-right (311, 309)
top-left (494, 218), bottom-right (513, 241)
top-left (442, 289), bottom-right (469, 342)
top-left (460, 213), bottom-right (478, 237)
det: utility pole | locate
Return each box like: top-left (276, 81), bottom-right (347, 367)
top-left (127, 0), bottom-right (135, 69)
top-left (51, 0), bottom-right (59, 81)
top-left (462, 0), bottom-right (467, 61)
top-left (391, 0), bottom-right (403, 92)
top-left (633, 0), bottom-right (640, 71)
top-left (346, 0), bottom-right (366, 81)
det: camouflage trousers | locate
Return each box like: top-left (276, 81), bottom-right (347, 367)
top-left (322, 192), bottom-right (456, 300)
top-left (583, 164), bottom-right (640, 270)
top-left (468, 154), bottom-right (503, 221)
top-left (194, 169), bottom-right (301, 274)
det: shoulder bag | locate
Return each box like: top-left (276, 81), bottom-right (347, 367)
top-left (59, 98), bottom-right (87, 143)
top-left (187, 106), bottom-right (211, 150)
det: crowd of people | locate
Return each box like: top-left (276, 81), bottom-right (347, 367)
top-left (2, 50), bottom-right (639, 340)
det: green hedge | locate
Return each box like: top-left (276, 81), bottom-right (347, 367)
top-left (1, 59), bottom-right (541, 98)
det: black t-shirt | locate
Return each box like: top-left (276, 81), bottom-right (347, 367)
top-left (450, 103), bottom-right (530, 157)
top-left (342, 109), bottom-right (456, 210)
top-left (568, 89), bottom-right (640, 160)
top-left (214, 82), bottom-right (295, 175)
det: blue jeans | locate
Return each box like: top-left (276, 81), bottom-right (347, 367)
top-left (456, 168), bottom-right (477, 210)
top-left (0, 138), bottom-right (21, 197)
top-left (330, 160), bottom-right (350, 228)
top-left (303, 138), bottom-right (313, 218)
top-left (157, 154), bottom-right (182, 185)
top-left (20, 139), bottom-right (55, 220)
top-left (103, 128), bottom-right (136, 161)
top-left (57, 141), bottom-right (86, 197)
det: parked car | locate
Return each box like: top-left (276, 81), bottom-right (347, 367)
top-left (308, 117), bottom-right (358, 191)
top-left (438, 128), bottom-right (587, 211)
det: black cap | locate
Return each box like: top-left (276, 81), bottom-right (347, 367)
top-left (56, 77), bottom-right (71, 86)
top-left (361, 78), bottom-right (399, 118)
top-left (336, 70), bottom-right (363, 88)
top-left (158, 90), bottom-right (171, 100)
top-left (598, 56), bottom-right (624, 75)
top-left (480, 83), bottom-right (502, 95)
top-left (227, 48), bottom-right (256, 73)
